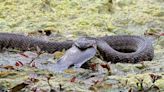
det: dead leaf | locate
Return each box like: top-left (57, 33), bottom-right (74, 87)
top-left (28, 73), bottom-right (39, 83)
top-left (92, 80), bottom-right (100, 85)
top-left (70, 76), bottom-right (76, 82)
top-left (0, 65), bottom-right (15, 70)
top-left (19, 53), bottom-right (29, 58)
top-left (100, 63), bottom-right (111, 75)
top-left (149, 74), bottom-right (162, 83)
top-left (160, 32), bottom-right (164, 36)
top-left (90, 63), bottom-right (97, 71)
top-left (10, 82), bottom-right (29, 92)
top-left (0, 71), bottom-right (17, 78)
top-left (15, 61), bottom-right (24, 67)
top-left (44, 29), bottom-right (52, 36)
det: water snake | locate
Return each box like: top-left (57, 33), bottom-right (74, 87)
top-left (0, 33), bottom-right (154, 64)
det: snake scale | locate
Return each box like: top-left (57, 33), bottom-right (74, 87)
top-left (0, 33), bottom-right (154, 63)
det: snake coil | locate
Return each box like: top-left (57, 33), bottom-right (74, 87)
top-left (0, 33), bottom-right (154, 63)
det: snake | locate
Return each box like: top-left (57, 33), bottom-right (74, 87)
top-left (0, 33), bottom-right (154, 64)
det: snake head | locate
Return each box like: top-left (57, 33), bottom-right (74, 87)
top-left (74, 37), bottom-right (97, 50)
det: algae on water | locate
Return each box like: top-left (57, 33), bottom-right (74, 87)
top-left (0, 0), bottom-right (163, 91)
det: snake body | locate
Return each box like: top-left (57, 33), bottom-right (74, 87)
top-left (98, 36), bottom-right (154, 63)
top-left (0, 33), bottom-right (154, 63)
top-left (0, 33), bottom-right (73, 53)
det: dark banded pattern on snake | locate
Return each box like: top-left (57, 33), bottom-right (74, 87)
top-left (0, 33), bottom-right (154, 63)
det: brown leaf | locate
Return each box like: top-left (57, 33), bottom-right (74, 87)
top-left (31, 87), bottom-right (42, 92)
top-left (90, 63), bottom-right (97, 71)
top-left (50, 89), bottom-right (57, 92)
top-left (0, 71), bottom-right (17, 78)
top-left (0, 65), bottom-right (15, 70)
top-left (100, 64), bottom-right (110, 70)
top-left (70, 76), bottom-right (76, 82)
top-left (44, 30), bottom-right (52, 36)
top-left (92, 80), bottom-right (100, 85)
top-left (149, 74), bottom-right (162, 83)
top-left (19, 53), bottom-right (29, 58)
top-left (10, 82), bottom-right (29, 92)
top-left (29, 73), bottom-right (39, 83)
top-left (160, 33), bottom-right (164, 36)
top-left (15, 61), bottom-right (24, 67)
top-left (37, 30), bottom-right (43, 34)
